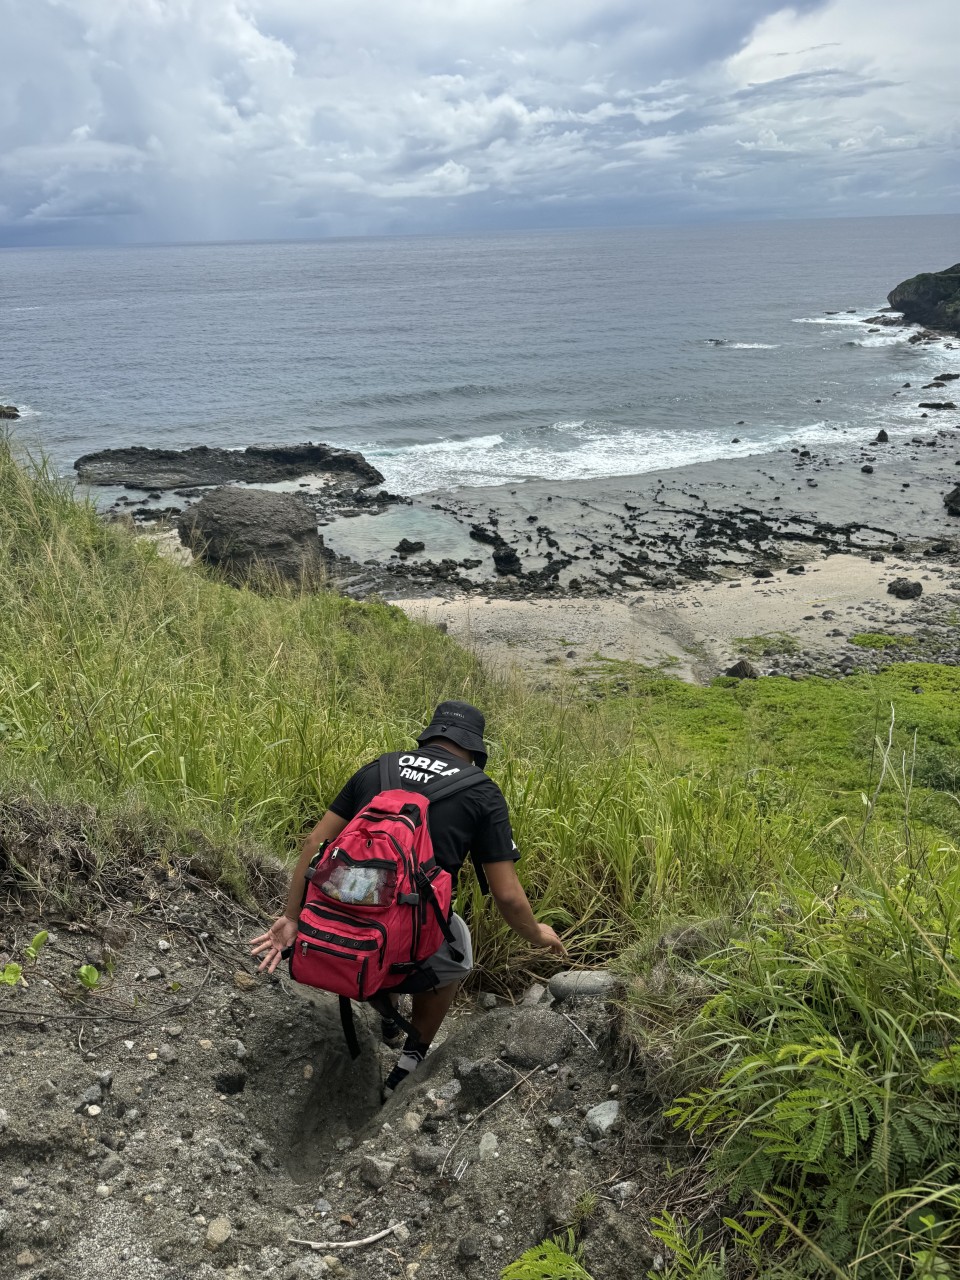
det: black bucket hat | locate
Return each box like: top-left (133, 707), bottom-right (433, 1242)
top-left (417, 700), bottom-right (488, 768)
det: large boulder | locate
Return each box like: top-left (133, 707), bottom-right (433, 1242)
top-left (75, 442), bottom-right (384, 489)
top-left (888, 264), bottom-right (960, 334)
top-left (177, 487), bottom-right (332, 585)
top-left (0, 404), bottom-right (20, 420)
top-left (945, 484), bottom-right (960, 518)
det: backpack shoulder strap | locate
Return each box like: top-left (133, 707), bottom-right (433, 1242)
top-left (426, 764), bottom-right (488, 804)
top-left (377, 752), bottom-right (402, 791)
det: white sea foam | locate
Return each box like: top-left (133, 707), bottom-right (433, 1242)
top-left (704, 340), bottom-right (780, 349)
top-left (793, 313), bottom-right (877, 326)
top-left (371, 417), bottom-right (866, 496)
top-left (2, 402), bottom-right (40, 419)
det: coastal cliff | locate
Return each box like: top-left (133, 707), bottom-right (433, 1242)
top-left (888, 261), bottom-right (960, 333)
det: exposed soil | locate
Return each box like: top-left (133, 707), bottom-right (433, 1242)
top-left (1, 799), bottom-right (667, 1280)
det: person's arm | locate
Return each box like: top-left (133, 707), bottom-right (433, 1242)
top-left (483, 860), bottom-right (566, 955)
top-left (249, 809), bottom-right (349, 973)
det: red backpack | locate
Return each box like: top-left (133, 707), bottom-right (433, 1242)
top-left (289, 752), bottom-right (485, 1054)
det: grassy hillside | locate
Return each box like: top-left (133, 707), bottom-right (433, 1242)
top-left (2, 439), bottom-right (959, 1277)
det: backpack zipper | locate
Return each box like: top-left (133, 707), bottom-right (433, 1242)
top-left (296, 941), bottom-right (369, 1000)
top-left (328, 847), bottom-right (395, 872)
top-left (301, 904), bottom-right (387, 963)
top-left (298, 923), bottom-right (379, 954)
top-left (359, 808), bottom-right (418, 831)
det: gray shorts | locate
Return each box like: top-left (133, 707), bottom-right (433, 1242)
top-left (387, 912), bottom-right (473, 993)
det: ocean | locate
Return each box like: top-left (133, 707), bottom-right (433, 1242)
top-left (2, 215), bottom-right (959, 497)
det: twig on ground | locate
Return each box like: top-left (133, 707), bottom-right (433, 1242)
top-left (439, 1066), bottom-right (541, 1177)
top-left (289, 1222), bottom-right (406, 1251)
top-left (557, 1008), bottom-right (600, 1052)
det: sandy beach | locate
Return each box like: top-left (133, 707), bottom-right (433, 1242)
top-left (395, 549), bottom-right (960, 682)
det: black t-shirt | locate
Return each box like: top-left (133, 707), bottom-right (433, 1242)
top-left (329, 746), bottom-right (518, 883)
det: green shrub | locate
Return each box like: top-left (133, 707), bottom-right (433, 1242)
top-left (849, 632), bottom-right (916, 650)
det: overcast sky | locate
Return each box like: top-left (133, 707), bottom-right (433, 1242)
top-left (1, 0), bottom-right (957, 245)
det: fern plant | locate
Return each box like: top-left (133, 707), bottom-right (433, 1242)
top-left (501, 1230), bottom-right (595, 1280)
top-left (650, 857), bottom-right (960, 1277)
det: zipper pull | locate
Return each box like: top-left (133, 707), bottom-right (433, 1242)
top-left (300, 940), bottom-right (308, 955)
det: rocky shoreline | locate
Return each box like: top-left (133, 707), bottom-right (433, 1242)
top-left (67, 265), bottom-right (960, 682)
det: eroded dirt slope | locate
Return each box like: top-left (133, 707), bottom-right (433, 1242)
top-left (0, 799), bottom-right (664, 1280)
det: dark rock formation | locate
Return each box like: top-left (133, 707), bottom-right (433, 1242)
top-left (875, 429), bottom-right (889, 443)
top-left (945, 484), bottom-right (960, 517)
top-left (492, 543), bottom-right (522, 575)
top-left (177, 488), bottom-right (332, 584)
top-left (75, 442), bottom-right (384, 489)
top-left (918, 402), bottom-right (957, 411)
top-left (0, 404), bottom-right (20, 420)
top-left (887, 579), bottom-right (923, 601)
top-left (394, 538), bottom-right (425, 556)
top-left (725, 658), bottom-right (760, 679)
top-left (888, 264), bottom-right (960, 334)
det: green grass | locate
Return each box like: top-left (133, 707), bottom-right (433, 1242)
top-left (732, 632), bottom-right (801, 658)
top-left (849, 632), bottom-right (917, 650)
top-left (3, 441), bottom-right (960, 1276)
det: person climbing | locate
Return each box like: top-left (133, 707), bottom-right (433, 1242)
top-left (250, 700), bottom-right (565, 1094)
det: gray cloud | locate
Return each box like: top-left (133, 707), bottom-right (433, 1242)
top-left (0, 0), bottom-right (956, 244)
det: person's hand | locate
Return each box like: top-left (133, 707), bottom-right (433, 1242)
top-left (533, 923), bottom-right (567, 957)
top-left (250, 916), bottom-right (298, 974)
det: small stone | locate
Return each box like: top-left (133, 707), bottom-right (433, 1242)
top-left (158, 939), bottom-right (171, 952)
top-left (99, 1153), bottom-right (125, 1181)
top-left (198, 1039), bottom-right (214, 1051)
top-left (143, 967), bottom-right (162, 981)
top-left (0, 1108), bottom-right (8, 1132)
top-left (411, 1146), bottom-right (443, 1172)
top-left (520, 982), bottom-right (548, 1007)
top-left (303, 1063), bottom-right (314, 1080)
top-left (548, 970), bottom-right (616, 1002)
top-left (585, 1100), bottom-right (620, 1138)
top-left (314, 1198), bottom-right (333, 1216)
top-left (97, 1071), bottom-right (113, 1090)
top-left (610, 1180), bottom-right (637, 1204)
top-left (360, 1155), bottom-right (396, 1188)
top-left (458, 1235), bottom-right (482, 1261)
top-left (166, 1024), bottom-right (184, 1038)
top-left (95, 1183), bottom-right (112, 1199)
top-left (887, 579), bottom-right (923, 601)
top-left (16, 1250), bottom-right (38, 1268)
top-left (206, 1215), bottom-right (233, 1249)
top-left (233, 970), bottom-right (256, 992)
top-left (479, 993), bottom-right (498, 1011)
top-left (86, 1105), bottom-right (102, 1117)
top-left (157, 1044), bottom-right (179, 1064)
top-left (10, 1176), bottom-right (30, 1194)
top-left (231, 1039), bottom-right (249, 1060)
top-left (478, 1132), bottom-right (499, 1162)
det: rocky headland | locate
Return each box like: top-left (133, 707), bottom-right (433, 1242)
top-left (887, 261), bottom-right (960, 335)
